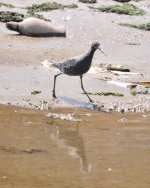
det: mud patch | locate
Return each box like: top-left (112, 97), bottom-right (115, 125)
top-left (0, 105), bottom-right (150, 188)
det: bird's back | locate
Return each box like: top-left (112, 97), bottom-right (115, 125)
top-left (53, 50), bottom-right (94, 76)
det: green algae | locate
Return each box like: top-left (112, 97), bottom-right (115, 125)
top-left (130, 90), bottom-right (149, 96)
top-left (26, 2), bottom-right (78, 14)
top-left (119, 23), bottom-right (150, 31)
top-left (0, 2), bottom-right (15, 8)
top-left (31, 90), bottom-right (41, 95)
top-left (86, 92), bottom-right (124, 97)
top-left (89, 3), bottom-right (145, 16)
top-left (126, 42), bottom-right (140, 45)
top-left (0, 11), bottom-right (24, 22)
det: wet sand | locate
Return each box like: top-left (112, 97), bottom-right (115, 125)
top-left (0, 105), bottom-right (150, 188)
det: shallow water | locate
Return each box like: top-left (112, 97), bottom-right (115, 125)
top-left (0, 105), bottom-right (150, 188)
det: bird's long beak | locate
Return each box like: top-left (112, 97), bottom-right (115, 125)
top-left (98, 47), bottom-right (107, 56)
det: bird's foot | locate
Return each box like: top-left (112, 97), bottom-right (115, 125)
top-left (52, 92), bottom-right (57, 98)
top-left (82, 92), bottom-right (93, 103)
top-left (89, 99), bottom-right (94, 103)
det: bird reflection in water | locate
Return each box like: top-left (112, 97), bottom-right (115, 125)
top-left (49, 117), bottom-right (92, 173)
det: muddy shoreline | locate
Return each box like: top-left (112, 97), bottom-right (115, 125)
top-left (0, 104), bottom-right (150, 188)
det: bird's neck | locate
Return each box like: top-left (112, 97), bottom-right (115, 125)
top-left (80, 48), bottom-right (97, 70)
top-left (86, 48), bottom-right (96, 60)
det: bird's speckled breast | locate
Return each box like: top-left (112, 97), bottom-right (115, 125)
top-left (61, 49), bottom-right (95, 76)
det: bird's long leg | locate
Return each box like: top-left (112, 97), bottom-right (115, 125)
top-left (52, 73), bottom-right (62, 98)
top-left (80, 75), bottom-right (93, 103)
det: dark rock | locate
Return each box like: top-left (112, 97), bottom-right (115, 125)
top-left (113, 0), bottom-right (131, 2)
top-left (79, 0), bottom-right (97, 3)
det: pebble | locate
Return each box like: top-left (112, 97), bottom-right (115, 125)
top-left (62, 16), bottom-right (71, 21)
top-left (142, 114), bottom-right (150, 118)
top-left (47, 113), bottom-right (82, 122)
top-left (2, 176), bottom-right (8, 180)
top-left (120, 118), bottom-right (128, 122)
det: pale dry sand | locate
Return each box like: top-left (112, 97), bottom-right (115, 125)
top-left (0, 0), bottom-right (150, 111)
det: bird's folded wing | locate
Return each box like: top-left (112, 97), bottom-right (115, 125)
top-left (52, 54), bottom-right (84, 69)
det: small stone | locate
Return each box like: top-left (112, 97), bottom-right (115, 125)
top-left (2, 176), bottom-right (8, 180)
top-left (120, 118), bottom-right (128, 122)
top-left (85, 113), bottom-right (92, 117)
top-left (120, 109), bottom-right (125, 113)
top-left (62, 16), bottom-right (71, 21)
top-left (108, 168), bottom-right (112, 171)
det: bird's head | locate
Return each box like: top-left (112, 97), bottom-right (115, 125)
top-left (91, 41), bottom-right (100, 50)
top-left (91, 41), bottom-right (107, 56)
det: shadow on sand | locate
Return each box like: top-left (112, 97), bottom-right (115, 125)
top-left (60, 96), bottom-right (109, 113)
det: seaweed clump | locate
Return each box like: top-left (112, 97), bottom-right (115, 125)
top-left (0, 11), bottom-right (24, 22)
top-left (0, 2), bottom-right (15, 8)
top-left (86, 92), bottom-right (124, 97)
top-left (27, 2), bottom-right (78, 14)
top-left (31, 90), bottom-right (41, 95)
top-left (89, 3), bottom-right (145, 16)
top-left (79, 0), bottom-right (97, 3)
top-left (119, 23), bottom-right (150, 31)
top-left (130, 90), bottom-right (149, 96)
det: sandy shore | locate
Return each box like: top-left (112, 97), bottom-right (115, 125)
top-left (0, 0), bottom-right (150, 112)
top-left (0, 1), bottom-right (150, 188)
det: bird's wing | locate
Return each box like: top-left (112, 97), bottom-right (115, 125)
top-left (61, 58), bottom-right (77, 67)
top-left (52, 54), bottom-right (84, 70)
top-left (61, 53), bottom-right (85, 67)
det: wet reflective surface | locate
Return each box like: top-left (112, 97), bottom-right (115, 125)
top-left (0, 105), bottom-right (150, 188)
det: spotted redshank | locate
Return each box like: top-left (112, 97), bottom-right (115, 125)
top-left (52, 41), bottom-right (105, 102)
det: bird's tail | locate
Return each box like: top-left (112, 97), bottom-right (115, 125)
top-left (41, 59), bottom-right (59, 70)
top-left (52, 63), bottom-right (60, 69)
